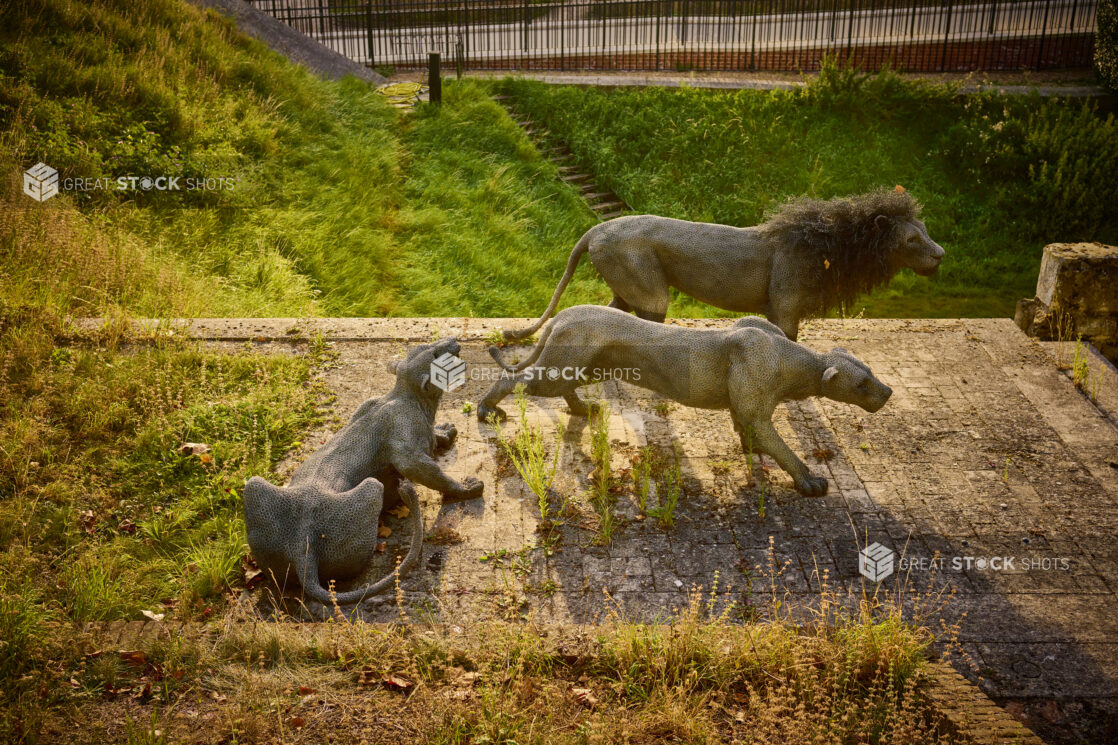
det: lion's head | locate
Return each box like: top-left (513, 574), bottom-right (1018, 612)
top-left (762, 189), bottom-right (945, 314)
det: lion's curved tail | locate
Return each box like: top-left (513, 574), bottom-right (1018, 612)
top-left (488, 316), bottom-right (558, 373)
top-left (502, 230), bottom-right (592, 341)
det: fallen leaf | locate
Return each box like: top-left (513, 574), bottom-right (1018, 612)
top-left (571, 687), bottom-right (598, 708)
top-left (118, 519), bottom-right (137, 535)
top-left (426, 521), bottom-right (464, 545)
top-left (388, 504), bottom-right (410, 519)
top-left (199, 453), bottom-right (213, 465)
top-left (811, 448), bottom-right (835, 461)
top-left (823, 258), bottom-right (831, 270)
top-left (288, 716), bottom-right (306, 729)
top-left (455, 670), bottom-right (481, 687)
top-left (298, 686), bottom-right (315, 695)
top-left (178, 443), bottom-right (211, 456)
top-left (241, 556), bottom-right (264, 589)
top-left (141, 610), bottom-right (165, 623)
top-left (894, 184), bottom-right (906, 194)
top-left (378, 525), bottom-right (392, 538)
top-left (119, 650), bottom-right (147, 667)
top-left (375, 540), bottom-right (387, 553)
top-left (383, 673), bottom-right (414, 691)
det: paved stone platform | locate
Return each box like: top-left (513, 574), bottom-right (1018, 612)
top-left (92, 316), bottom-right (1117, 742)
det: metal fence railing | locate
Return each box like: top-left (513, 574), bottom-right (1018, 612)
top-left (247, 0), bottom-right (1098, 72)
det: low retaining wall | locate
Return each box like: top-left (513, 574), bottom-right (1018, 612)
top-left (401, 34), bottom-right (1095, 72)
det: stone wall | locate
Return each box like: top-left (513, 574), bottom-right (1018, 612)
top-left (1015, 242), bottom-right (1118, 363)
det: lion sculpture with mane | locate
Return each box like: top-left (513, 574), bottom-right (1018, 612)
top-left (504, 188), bottom-right (944, 341)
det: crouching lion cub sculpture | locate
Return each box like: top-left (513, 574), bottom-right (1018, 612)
top-left (480, 306), bottom-right (891, 496)
top-left (503, 189), bottom-right (943, 341)
top-left (244, 338), bottom-right (483, 606)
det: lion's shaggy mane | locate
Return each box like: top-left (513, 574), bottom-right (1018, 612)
top-left (761, 189), bottom-right (921, 314)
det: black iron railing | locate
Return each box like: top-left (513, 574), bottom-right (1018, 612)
top-left (247, 0), bottom-right (1097, 71)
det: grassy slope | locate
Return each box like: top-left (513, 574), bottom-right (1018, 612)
top-left (498, 65), bottom-right (1118, 319)
top-left (1, 0), bottom-right (601, 320)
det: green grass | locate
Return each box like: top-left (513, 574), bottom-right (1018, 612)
top-left (496, 61), bottom-right (1118, 318)
top-left (1, 0), bottom-right (602, 319)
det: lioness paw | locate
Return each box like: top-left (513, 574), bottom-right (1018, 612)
top-left (434, 422), bottom-right (458, 448)
top-left (795, 475), bottom-right (828, 497)
top-left (445, 477), bottom-right (484, 502)
top-left (478, 405), bottom-right (508, 423)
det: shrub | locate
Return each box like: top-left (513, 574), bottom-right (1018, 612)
top-left (1097, 0), bottom-right (1118, 91)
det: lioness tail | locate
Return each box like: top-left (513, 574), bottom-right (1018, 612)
top-left (502, 231), bottom-right (592, 341)
top-left (489, 317), bottom-right (558, 372)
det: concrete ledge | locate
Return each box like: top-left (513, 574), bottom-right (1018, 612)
top-left (67, 316), bottom-right (523, 342)
top-left (64, 315), bottom-right (970, 341)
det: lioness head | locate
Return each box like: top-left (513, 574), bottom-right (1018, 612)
top-left (882, 215), bottom-right (944, 277)
top-left (819, 349), bottom-right (892, 413)
top-left (386, 338), bottom-right (462, 399)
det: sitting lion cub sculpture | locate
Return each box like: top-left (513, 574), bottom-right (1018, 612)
top-left (244, 338), bottom-right (483, 606)
top-left (503, 189), bottom-right (943, 341)
top-left (481, 306), bottom-right (891, 496)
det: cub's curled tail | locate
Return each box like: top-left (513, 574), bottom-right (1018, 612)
top-left (243, 478), bottom-right (423, 605)
top-left (502, 232), bottom-right (591, 341)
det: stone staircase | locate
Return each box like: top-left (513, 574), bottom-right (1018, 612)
top-left (493, 93), bottom-right (629, 221)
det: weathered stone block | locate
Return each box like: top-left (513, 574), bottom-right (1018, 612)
top-left (1016, 242), bottom-right (1118, 363)
top-left (1037, 242), bottom-right (1118, 313)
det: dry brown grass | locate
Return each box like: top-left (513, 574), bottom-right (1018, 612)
top-left (22, 576), bottom-right (970, 745)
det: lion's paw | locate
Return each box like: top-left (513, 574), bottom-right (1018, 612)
top-left (795, 474), bottom-right (828, 497)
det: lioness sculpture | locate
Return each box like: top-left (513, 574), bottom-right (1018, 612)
top-left (503, 189), bottom-right (943, 341)
top-left (480, 307), bottom-right (891, 496)
top-left (244, 338), bottom-right (483, 606)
